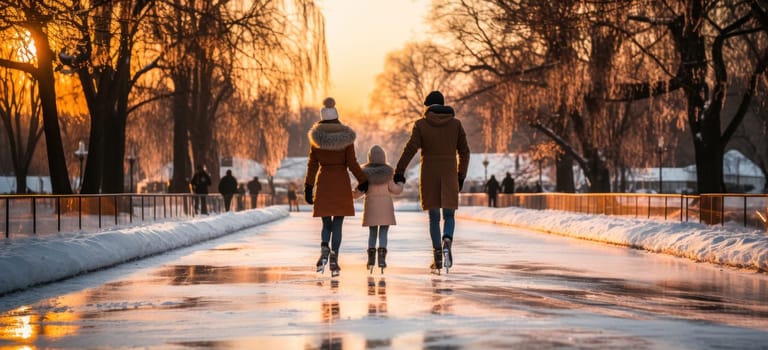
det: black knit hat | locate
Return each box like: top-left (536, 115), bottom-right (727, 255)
top-left (423, 90), bottom-right (444, 106)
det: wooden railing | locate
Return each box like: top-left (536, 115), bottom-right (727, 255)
top-left (0, 193), bottom-right (275, 239)
top-left (459, 192), bottom-right (768, 230)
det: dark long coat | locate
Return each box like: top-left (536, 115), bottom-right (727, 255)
top-left (304, 120), bottom-right (367, 217)
top-left (396, 105), bottom-right (470, 210)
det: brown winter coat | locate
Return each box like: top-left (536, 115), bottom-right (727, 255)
top-left (395, 105), bottom-right (470, 210)
top-left (354, 161), bottom-right (404, 226)
top-left (304, 121), bottom-right (367, 217)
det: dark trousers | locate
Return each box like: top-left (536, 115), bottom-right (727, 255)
top-left (194, 194), bottom-right (208, 214)
top-left (223, 194), bottom-right (233, 211)
top-left (250, 194), bottom-right (258, 208)
top-left (321, 216), bottom-right (345, 253)
top-left (488, 194), bottom-right (497, 207)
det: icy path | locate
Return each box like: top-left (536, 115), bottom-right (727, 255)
top-left (1, 212), bottom-right (767, 349)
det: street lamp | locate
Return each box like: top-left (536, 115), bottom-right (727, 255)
top-left (127, 146), bottom-right (137, 193)
top-left (482, 157), bottom-right (489, 182)
top-left (656, 136), bottom-right (664, 194)
top-left (74, 140), bottom-right (88, 193)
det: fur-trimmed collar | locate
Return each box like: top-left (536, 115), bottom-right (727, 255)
top-left (424, 105), bottom-right (455, 127)
top-left (362, 163), bottom-right (394, 184)
top-left (308, 122), bottom-right (356, 150)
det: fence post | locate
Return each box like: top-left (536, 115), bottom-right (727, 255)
top-left (78, 196), bottom-right (82, 230)
top-left (114, 196), bottom-right (118, 226)
top-left (720, 196), bottom-right (725, 226)
top-left (129, 195), bottom-right (133, 224)
top-left (664, 196), bottom-right (668, 220)
top-left (57, 197), bottom-right (61, 232)
top-left (4, 197), bottom-right (8, 238)
top-left (743, 196), bottom-right (747, 228)
top-left (680, 194), bottom-right (683, 222)
top-left (647, 196), bottom-right (651, 219)
top-left (32, 197), bottom-right (37, 234)
top-left (98, 196), bottom-right (102, 228)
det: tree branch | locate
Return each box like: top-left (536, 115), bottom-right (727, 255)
top-left (0, 58), bottom-right (36, 76)
top-left (454, 62), bottom-right (557, 102)
top-left (530, 120), bottom-right (589, 170)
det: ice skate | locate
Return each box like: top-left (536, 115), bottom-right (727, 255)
top-left (430, 249), bottom-right (443, 275)
top-left (329, 251), bottom-right (340, 277)
top-left (316, 244), bottom-right (330, 273)
top-left (377, 247), bottom-right (387, 274)
top-left (442, 237), bottom-right (453, 273)
top-left (366, 248), bottom-right (376, 274)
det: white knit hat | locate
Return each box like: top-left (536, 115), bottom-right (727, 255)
top-left (320, 107), bottom-right (338, 121)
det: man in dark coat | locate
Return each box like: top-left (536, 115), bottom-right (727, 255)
top-left (247, 176), bottom-right (262, 209)
top-left (190, 165), bottom-right (212, 214)
top-left (485, 175), bottom-right (500, 207)
top-left (394, 90), bottom-right (470, 273)
top-left (501, 172), bottom-right (515, 194)
top-left (218, 170), bottom-right (238, 212)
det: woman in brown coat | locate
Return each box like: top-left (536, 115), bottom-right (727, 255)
top-left (394, 91), bottom-right (470, 273)
top-left (304, 97), bottom-right (368, 276)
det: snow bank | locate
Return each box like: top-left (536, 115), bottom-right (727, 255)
top-left (457, 206), bottom-right (768, 271)
top-left (0, 207), bottom-right (288, 295)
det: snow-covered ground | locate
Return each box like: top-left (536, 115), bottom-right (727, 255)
top-left (1, 204), bottom-right (765, 297)
top-left (0, 207), bottom-right (288, 295)
top-left (456, 207), bottom-right (768, 272)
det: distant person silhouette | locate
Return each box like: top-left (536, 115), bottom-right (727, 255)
top-left (218, 170), bottom-right (238, 211)
top-left (190, 165), bottom-right (212, 214)
top-left (485, 175), bottom-right (500, 207)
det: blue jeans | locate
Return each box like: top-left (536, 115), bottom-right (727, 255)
top-left (428, 208), bottom-right (455, 250)
top-left (321, 216), bottom-right (344, 253)
top-left (368, 225), bottom-right (389, 248)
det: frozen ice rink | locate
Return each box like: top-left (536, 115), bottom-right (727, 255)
top-left (1, 211), bottom-right (767, 349)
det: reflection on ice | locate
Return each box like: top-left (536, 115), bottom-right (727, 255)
top-left (153, 265), bottom-right (314, 285)
top-left (367, 277), bottom-right (387, 316)
top-left (431, 279), bottom-right (452, 315)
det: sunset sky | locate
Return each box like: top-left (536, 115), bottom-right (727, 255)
top-left (320, 0), bottom-right (431, 114)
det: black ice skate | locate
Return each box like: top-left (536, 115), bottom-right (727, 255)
top-left (329, 251), bottom-right (340, 277)
top-left (366, 248), bottom-right (376, 274)
top-left (377, 247), bottom-right (387, 274)
top-left (430, 249), bottom-right (443, 275)
top-left (316, 244), bottom-right (330, 273)
top-left (442, 237), bottom-right (453, 273)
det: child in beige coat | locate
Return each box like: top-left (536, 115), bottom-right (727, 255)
top-left (354, 145), bottom-right (404, 273)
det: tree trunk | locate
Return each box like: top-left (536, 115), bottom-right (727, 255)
top-left (80, 97), bottom-right (105, 194)
top-left (170, 73), bottom-right (192, 193)
top-left (101, 113), bottom-right (126, 193)
top-left (29, 25), bottom-right (72, 194)
top-left (189, 61), bottom-right (220, 187)
top-left (584, 150), bottom-right (611, 193)
top-left (14, 172), bottom-right (27, 194)
top-left (554, 152), bottom-right (575, 193)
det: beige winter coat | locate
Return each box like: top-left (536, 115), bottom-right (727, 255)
top-left (304, 120), bottom-right (367, 217)
top-left (355, 162), bottom-right (404, 226)
top-left (395, 105), bottom-right (470, 210)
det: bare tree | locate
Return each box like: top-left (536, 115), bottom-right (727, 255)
top-left (0, 0), bottom-right (72, 193)
top-left (369, 41), bottom-right (459, 156)
top-left (0, 65), bottom-right (43, 194)
top-left (152, 0), bottom-right (328, 192)
top-left (629, 0), bottom-right (768, 194)
top-left (55, 0), bottom-right (157, 193)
